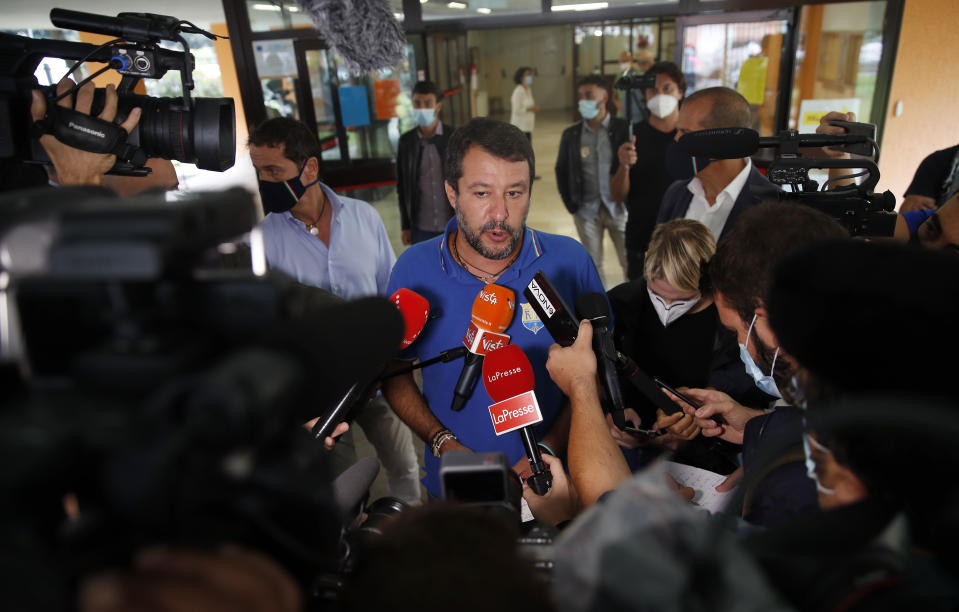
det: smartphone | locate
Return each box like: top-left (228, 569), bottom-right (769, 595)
top-left (523, 270), bottom-right (580, 347)
top-left (652, 376), bottom-right (726, 426)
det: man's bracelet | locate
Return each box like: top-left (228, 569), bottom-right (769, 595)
top-left (537, 441), bottom-right (557, 457)
top-left (430, 428), bottom-right (458, 457)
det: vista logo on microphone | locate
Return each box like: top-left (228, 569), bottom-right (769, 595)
top-left (488, 391), bottom-right (543, 435)
top-left (463, 321), bottom-right (511, 355)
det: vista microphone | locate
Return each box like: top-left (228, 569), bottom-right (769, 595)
top-left (451, 284), bottom-right (516, 412)
top-left (482, 344), bottom-right (552, 496)
top-left (574, 292), bottom-right (629, 431)
top-left (390, 288), bottom-right (430, 349)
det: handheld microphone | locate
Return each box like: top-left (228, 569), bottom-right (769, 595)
top-left (389, 288), bottom-right (430, 349)
top-left (574, 292), bottom-right (629, 430)
top-left (451, 284), bottom-right (516, 412)
top-left (482, 344), bottom-right (552, 496)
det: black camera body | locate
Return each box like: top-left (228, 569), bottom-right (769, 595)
top-left (0, 9), bottom-right (235, 176)
top-left (615, 72), bottom-right (657, 92)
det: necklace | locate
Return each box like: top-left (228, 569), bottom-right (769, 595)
top-left (450, 230), bottom-right (519, 283)
top-left (292, 196), bottom-right (328, 236)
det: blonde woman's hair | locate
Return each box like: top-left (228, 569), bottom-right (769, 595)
top-left (643, 219), bottom-right (716, 293)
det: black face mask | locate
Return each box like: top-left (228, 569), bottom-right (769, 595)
top-left (664, 140), bottom-right (712, 180)
top-left (258, 162), bottom-right (320, 213)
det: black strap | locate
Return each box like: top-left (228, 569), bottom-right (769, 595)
top-left (31, 105), bottom-right (137, 162)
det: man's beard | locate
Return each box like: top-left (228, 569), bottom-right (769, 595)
top-left (455, 205), bottom-right (526, 260)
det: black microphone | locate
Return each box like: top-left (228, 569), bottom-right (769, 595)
top-left (574, 292), bottom-right (629, 430)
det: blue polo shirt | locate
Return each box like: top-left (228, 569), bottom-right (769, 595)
top-left (386, 217), bottom-right (605, 496)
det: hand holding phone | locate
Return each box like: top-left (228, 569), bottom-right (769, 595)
top-left (653, 377), bottom-right (726, 425)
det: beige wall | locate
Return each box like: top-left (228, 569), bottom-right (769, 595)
top-left (878, 0), bottom-right (959, 204)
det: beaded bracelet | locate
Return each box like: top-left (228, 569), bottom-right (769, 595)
top-left (430, 428), bottom-right (458, 457)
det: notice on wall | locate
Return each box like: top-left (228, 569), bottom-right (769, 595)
top-left (737, 57), bottom-right (768, 106)
top-left (373, 78), bottom-right (400, 120)
top-left (338, 85), bottom-right (371, 127)
top-left (798, 98), bottom-right (861, 133)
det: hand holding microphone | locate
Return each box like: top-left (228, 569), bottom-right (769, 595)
top-left (482, 344), bottom-right (552, 496)
top-left (450, 284), bottom-right (516, 412)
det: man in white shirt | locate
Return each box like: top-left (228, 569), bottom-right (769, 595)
top-left (656, 87), bottom-right (775, 241)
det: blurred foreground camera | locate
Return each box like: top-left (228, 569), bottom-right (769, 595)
top-left (0, 8), bottom-right (235, 175)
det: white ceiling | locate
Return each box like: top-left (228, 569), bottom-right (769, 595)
top-left (5, 1), bottom-right (228, 30)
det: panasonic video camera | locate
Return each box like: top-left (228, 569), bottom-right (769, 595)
top-left (0, 8), bottom-right (235, 176)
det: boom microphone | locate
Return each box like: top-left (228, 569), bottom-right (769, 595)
top-left (294, 0), bottom-right (406, 72)
top-left (390, 288), bottom-right (430, 349)
top-left (482, 344), bottom-right (552, 495)
top-left (677, 127), bottom-right (873, 160)
top-left (451, 284), bottom-right (516, 412)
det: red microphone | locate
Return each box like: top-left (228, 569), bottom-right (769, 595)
top-left (390, 288), bottom-right (429, 349)
top-left (451, 284), bottom-right (516, 412)
top-left (482, 345), bottom-right (552, 495)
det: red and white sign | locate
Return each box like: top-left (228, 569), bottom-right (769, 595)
top-left (462, 322), bottom-right (510, 355)
top-left (488, 391), bottom-right (543, 436)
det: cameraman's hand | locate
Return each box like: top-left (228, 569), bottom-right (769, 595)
top-left (522, 454), bottom-right (580, 526)
top-left (545, 320), bottom-right (597, 397)
top-left (815, 110), bottom-right (856, 159)
top-left (617, 136), bottom-right (638, 168)
top-left (31, 78), bottom-right (141, 187)
top-left (78, 546), bottom-right (301, 612)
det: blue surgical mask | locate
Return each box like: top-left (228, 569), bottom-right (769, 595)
top-left (413, 108), bottom-right (436, 127)
top-left (258, 162), bottom-right (321, 214)
top-left (524, 75), bottom-right (533, 86)
top-left (738, 313), bottom-right (781, 398)
top-left (578, 99), bottom-right (601, 120)
top-left (802, 431), bottom-right (837, 496)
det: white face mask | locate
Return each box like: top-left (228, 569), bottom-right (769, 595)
top-left (802, 432), bottom-right (837, 496)
top-left (647, 287), bottom-right (699, 327)
top-left (646, 93), bottom-right (678, 119)
top-left (739, 313), bottom-right (781, 398)
top-left (620, 62), bottom-right (632, 72)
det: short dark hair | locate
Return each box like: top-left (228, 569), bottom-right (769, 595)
top-left (709, 203), bottom-right (847, 324)
top-left (412, 80), bottom-right (440, 98)
top-left (647, 61), bottom-right (687, 96)
top-left (248, 117), bottom-right (322, 167)
top-left (445, 118), bottom-right (534, 192)
top-left (682, 86), bottom-right (752, 129)
top-left (514, 66), bottom-right (532, 85)
top-left (577, 74), bottom-right (609, 94)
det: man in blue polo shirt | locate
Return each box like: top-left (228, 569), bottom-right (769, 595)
top-left (383, 117), bottom-right (605, 498)
top-left (249, 117), bottom-right (421, 504)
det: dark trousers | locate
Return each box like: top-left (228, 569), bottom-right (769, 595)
top-left (411, 228), bottom-right (444, 244)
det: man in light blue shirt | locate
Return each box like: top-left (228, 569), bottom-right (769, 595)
top-left (249, 117), bottom-right (420, 504)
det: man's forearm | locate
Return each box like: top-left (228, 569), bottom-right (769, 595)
top-left (610, 164), bottom-right (630, 204)
top-left (567, 378), bottom-right (632, 507)
top-left (381, 364), bottom-right (446, 443)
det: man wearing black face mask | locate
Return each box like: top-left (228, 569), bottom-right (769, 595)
top-left (248, 118), bottom-right (422, 505)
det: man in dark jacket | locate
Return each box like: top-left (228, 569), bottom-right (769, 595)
top-left (657, 87), bottom-right (774, 242)
top-left (555, 75), bottom-right (630, 286)
top-left (396, 81), bottom-right (453, 245)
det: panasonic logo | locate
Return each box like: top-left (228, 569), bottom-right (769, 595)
top-left (68, 121), bottom-right (106, 139)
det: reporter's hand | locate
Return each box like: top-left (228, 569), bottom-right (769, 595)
top-left (512, 455), bottom-right (533, 482)
top-left (655, 408), bottom-right (700, 441)
top-left (815, 110), bottom-right (856, 159)
top-left (617, 136), bottom-right (638, 168)
top-left (31, 79), bottom-right (141, 186)
top-left (78, 546), bottom-right (302, 612)
top-left (665, 387), bottom-right (762, 445)
top-left (401, 229), bottom-right (412, 246)
top-left (522, 454), bottom-right (580, 526)
top-left (605, 407), bottom-right (643, 449)
top-left (545, 320), bottom-right (597, 396)
top-left (716, 466), bottom-right (743, 492)
top-left (665, 474), bottom-right (695, 502)
top-left (301, 419), bottom-right (350, 450)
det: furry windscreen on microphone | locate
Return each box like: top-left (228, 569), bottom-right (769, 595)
top-left (295, 0), bottom-right (407, 72)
